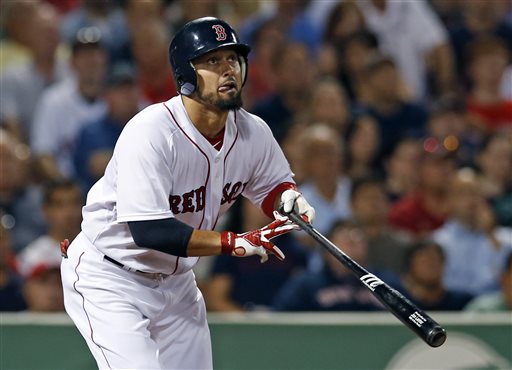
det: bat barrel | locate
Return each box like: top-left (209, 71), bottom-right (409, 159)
top-left (283, 210), bottom-right (447, 348)
top-left (427, 326), bottom-right (447, 347)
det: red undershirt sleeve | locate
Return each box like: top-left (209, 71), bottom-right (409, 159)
top-left (261, 182), bottom-right (298, 219)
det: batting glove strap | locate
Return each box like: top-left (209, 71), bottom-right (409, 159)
top-left (220, 231), bottom-right (236, 255)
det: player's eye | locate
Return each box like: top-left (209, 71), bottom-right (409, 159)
top-left (207, 57), bottom-right (218, 64)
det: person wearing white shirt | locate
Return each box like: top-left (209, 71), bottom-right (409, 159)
top-left (432, 169), bottom-right (512, 296)
top-left (30, 28), bottom-right (107, 180)
top-left (356, 0), bottom-right (455, 101)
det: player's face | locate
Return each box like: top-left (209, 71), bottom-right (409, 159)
top-left (193, 48), bottom-right (243, 111)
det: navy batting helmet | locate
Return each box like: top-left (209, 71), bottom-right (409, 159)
top-left (169, 17), bottom-right (251, 96)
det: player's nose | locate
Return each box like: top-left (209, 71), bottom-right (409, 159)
top-left (220, 60), bottom-right (236, 76)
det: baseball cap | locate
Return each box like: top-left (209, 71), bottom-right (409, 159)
top-left (72, 26), bottom-right (104, 54)
top-left (16, 238), bottom-right (63, 279)
top-left (105, 62), bottom-right (136, 87)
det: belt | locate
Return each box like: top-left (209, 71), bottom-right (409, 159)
top-left (103, 255), bottom-right (168, 279)
top-left (103, 255), bottom-right (144, 273)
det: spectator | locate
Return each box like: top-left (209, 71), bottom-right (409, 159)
top-left (251, 42), bottom-right (316, 143)
top-left (0, 129), bottom-right (46, 252)
top-left (357, 54), bottom-right (428, 159)
top-left (335, 30), bottom-right (379, 103)
top-left (21, 179), bottom-right (83, 267)
top-left (323, 1), bottom-right (367, 48)
top-left (118, 0), bottom-right (170, 65)
top-left (465, 251), bottom-right (512, 311)
top-left (73, 62), bottom-right (141, 192)
top-left (0, 2), bottom-right (69, 143)
top-left (399, 240), bottom-right (473, 311)
top-left (305, 78), bottom-right (351, 137)
top-left (16, 238), bottom-right (64, 312)
top-left (319, 2), bottom-right (376, 101)
top-left (476, 133), bottom-right (512, 226)
top-left (273, 219), bottom-right (383, 311)
top-left (239, 0), bottom-right (322, 56)
top-left (345, 114), bottom-right (381, 181)
top-left (172, 0), bottom-right (220, 29)
top-left (0, 214), bottom-right (26, 311)
top-left (60, 0), bottom-right (129, 63)
top-left (350, 177), bottom-right (410, 275)
top-left (465, 36), bottom-right (512, 133)
top-left (298, 124), bottom-right (352, 237)
top-left (429, 0), bottom-right (463, 30)
top-left (388, 147), bottom-right (456, 237)
top-left (432, 168), bottom-right (512, 296)
top-left (383, 138), bottom-right (422, 203)
top-left (425, 97), bottom-right (478, 167)
top-left (449, 0), bottom-right (512, 83)
top-left (130, 20), bottom-right (177, 104)
top-left (30, 27), bottom-right (108, 181)
top-left (0, 0), bottom-right (40, 72)
top-left (244, 18), bottom-right (285, 108)
top-left (356, 0), bottom-right (456, 101)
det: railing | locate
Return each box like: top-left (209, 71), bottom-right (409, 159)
top-left (2, 312), bottom-right (511, 369)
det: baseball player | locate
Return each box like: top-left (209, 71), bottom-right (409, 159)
top-left (61, 17), bottom-right (315, 370)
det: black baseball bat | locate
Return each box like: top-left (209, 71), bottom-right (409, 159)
top-left (285, 210), bottom-right (447, 348)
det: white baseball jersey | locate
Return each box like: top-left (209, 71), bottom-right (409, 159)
top-left (81, 96), bottom-right (294, 274)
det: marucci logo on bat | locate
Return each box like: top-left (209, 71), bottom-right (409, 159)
top-left (360, 273), bottom-right (384, 291)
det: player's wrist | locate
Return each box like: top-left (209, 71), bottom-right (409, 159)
top-left (220, 231), bottom-right (235, 255)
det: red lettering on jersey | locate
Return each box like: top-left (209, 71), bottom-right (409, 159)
top-left (182, 190), bottom-right (195, 213)
top-left (169, 186), bottom-right (207, 214)
top-left (212, 25), bottom-right (227, 41)
top-left (195, 186), bottom-right (206, 211)
top-left (221, 181), bottom-right (247, 205)
top-left (170, 195), bottom-right (181, 214)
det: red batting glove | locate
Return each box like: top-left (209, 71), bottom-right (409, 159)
top-left (220, 211), bottom-right (298, 263)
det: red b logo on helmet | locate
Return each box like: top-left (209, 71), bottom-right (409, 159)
top-left (212, 25), bottom-right (227, 41)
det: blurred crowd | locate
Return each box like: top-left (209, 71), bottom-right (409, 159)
top-left (1, 0), bottom-right (511, 314)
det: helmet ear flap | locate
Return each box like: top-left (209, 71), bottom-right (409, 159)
top-left (239, 55), bottom-right (248, 86)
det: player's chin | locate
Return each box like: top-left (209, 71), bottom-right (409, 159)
top-left (216, 92), bottom-right (243, 110)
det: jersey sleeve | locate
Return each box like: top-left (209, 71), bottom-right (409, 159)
top-left (115, 113), bottom-right (175, 223)
top-left (242, 116), bottom-right (295, 212)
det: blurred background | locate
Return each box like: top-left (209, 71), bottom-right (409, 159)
top-left (0, 0), bottom-right (511, 369)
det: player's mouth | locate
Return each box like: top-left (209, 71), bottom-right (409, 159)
top-left (218, 80), bottom-right (237, 93)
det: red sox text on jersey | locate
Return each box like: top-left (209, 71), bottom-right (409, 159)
top-left (169, 181), bottom-right (248, 214)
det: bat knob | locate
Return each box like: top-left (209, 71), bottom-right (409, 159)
top-left (427, 326), bottom-right (447, 347)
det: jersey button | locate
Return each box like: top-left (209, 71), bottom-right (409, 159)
top-left (214, 157), bottom-right (220, 163)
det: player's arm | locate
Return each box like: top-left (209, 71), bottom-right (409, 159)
top-left (127, 211), bottom-right (297, 262)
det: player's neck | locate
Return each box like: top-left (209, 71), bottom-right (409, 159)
top-left (182, 95), bottom-right (228, 138)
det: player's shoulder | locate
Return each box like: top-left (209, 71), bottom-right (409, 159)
top-left (119, 100), bottom-right (178, 144)
top-left (125, 99), bottom-right (176, 131)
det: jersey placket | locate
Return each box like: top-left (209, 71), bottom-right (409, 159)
top-left (208, 151), bottom-right (225, 225)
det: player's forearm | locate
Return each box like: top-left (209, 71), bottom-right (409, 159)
top-left (186, 229), bottom-right (223, 256)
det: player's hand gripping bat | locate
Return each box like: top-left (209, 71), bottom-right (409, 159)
top-left (283, 209), bottom-right (447, 348)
